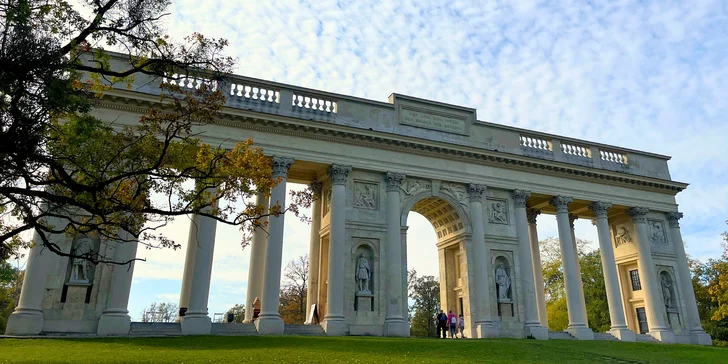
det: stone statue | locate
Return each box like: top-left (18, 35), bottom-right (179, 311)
top-left (356, 255), bottom-right (372, 294)
top-left (615, 226), bottom-right (632, 247)
top-left (354, 184), bottom-right (376, 209)
top-left (661, 274), bottom-right (672, 307)
top-left (650, 222), bottom-right (666, 244)
top-left (70, 237), bottom-right (94, 283)
top-left (490, 202), bottom-right (507, 224)
top-left (495, 262), bottom-right (511, 301)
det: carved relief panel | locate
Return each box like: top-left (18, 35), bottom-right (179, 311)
top-left (648, 220), bottom-right (667, 246)
top-left (353, 181), bottom-right (378, 210)
top-left (487, 198), bottom-right (509, 225)
top-left (439, 182), bottom-right (468, 208)
top-left (612, 223), bottom-right (633, 248)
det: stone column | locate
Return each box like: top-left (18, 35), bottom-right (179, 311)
top-left (244, 192), bottom-right (270, 324)
top-left (513, 191), bottom-right (548, 339)
top-left (589, 202), bottom-right (635, 341)
top-left (177, 215), bottom-right (199, 322)
top-left (527, 208), bottom-right (549, 329)
top-left (322, 165), bottom-right (351, 336)
top-left (569, 213), bottom-right (589, 328)
top-left (384, 172), bottom-right (409, 337)
top-left (255, 156), bottom-right (294, 335)
top-left (627, 207), bottom-right (675, 343)
top-left (305, 182), bottom-right (322, 324)
top-left (665, 212), bottom-right (711, 345)
top-left (180, 190), bottom-right (219, 335)
top-left (4, 230), bottom-right (53, 335)
top-left (550, 196), bottom-right (593, 340)
top-left (97, 230), bottom-right (139, 336)
top-left (468, 184), bottom-right (498, 338)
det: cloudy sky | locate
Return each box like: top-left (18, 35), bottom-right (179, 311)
top-left (10, 0), bottom-right (726, 321)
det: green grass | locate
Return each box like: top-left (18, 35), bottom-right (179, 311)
top-left (0, 336), bottom-right (725, 363)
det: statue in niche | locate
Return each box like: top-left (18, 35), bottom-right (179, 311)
top-left (661, 274), bottom-right (673, 308)
top-left (650, 221), bottom-right (666, 245)
top-left (356, 255), bottom-right (372, 294)
top-left (353, 184), bottom-right (376, 209)
top-left (69, 237), bottom-right (94, 283)
top-left (489, 201), bottom-right (507, 224)
top-left (495, 262), bottom-right (511, 301)
top-left (615, 225), bottom-right (632, 247)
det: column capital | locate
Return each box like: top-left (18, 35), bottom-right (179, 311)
top-left (588, 202), bottom-right (612, 218)
top-left (526, 208), bottom-right (541, 224)
top-left (549, 196), bottom-right (573, 213)
top-left (665, 211), bottom-right (683, 228)
top-left (626, 207), bottom-right (649, 224)
top-left (328, 164), bottom-right (352, 185)
top-left (385, 172), bottom-right (406, 192)
top-left (271, 156), bottom-right (294, 178)
top-left (468, 184), bottom-right (487, 202)
top-left (309, 181), bottom-right (323, 196)
top-left (512, 190), bottom-right (531, 208)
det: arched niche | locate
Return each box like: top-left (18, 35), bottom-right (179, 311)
top-left (352, 240), bottom-right (377, 312)
top-left (659, 270), bottom-right (677, 310)
top-left (492, 255), bottom-right (513, 302)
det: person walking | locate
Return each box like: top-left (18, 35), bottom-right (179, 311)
top-left (447, 310), bottom-right (457, 339)
top-left (458, 314), bottom-right (465, 338)
top-left (436, 310), bottom-right (448, 338)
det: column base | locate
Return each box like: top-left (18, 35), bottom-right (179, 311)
top-left (180, 314), bottom-right (212, 335)
top-left (648, 329), bottom-right (675, 343)
top-left (321, 319), bottom-right (348, 336)
top-left (4, 309), bottom-right (44, 336)
top-left (689, 330), bottom-right (713, 346)
top-left (384, 318), bottom-right (410, 337)
top-left (524, 324), bottom-right (548, 340)
top-left (255, 314), bottom-right (285, 335)
top-left (97, 311), bottom-right (131, 336)
top-left (609, 327), bottom-right (636, 342)
top-left (566, 326), bottom-right (594, 340)
top-left (474, 321), bottom-right (499, 338)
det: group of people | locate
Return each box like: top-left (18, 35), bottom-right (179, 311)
top-left (435, 310), bottom-right (465, 339)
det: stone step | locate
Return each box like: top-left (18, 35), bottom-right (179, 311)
top-left (129, 322), bottom-right (182, 336)
top-left (636, 334), bottom-right (659, 343)
top-left (594, 332), bottom-right (619, 341)
top-left (548, 331), bottom-right (575, 340)
top-left (211, 323), bottom-right (258, 336)
top-left (284, 324), bottom-right (325, 336)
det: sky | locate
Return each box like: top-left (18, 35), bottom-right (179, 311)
top-left (9, 0), bottom-right (728, 321)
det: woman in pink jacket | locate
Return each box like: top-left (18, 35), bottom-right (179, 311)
top-left (447, 310), bottom-right (457, 338)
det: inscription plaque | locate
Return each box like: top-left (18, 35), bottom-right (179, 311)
top-left (400, 107), bottom-right (467, 135)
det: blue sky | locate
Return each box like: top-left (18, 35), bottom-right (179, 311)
top-left (11, 1), bottom-right (728, 321)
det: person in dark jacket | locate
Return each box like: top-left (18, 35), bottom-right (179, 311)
top-left (436, 310), bottom-right (448, 338)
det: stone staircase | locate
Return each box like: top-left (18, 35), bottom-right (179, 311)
top-left (129, 322), bottom-right (182, 337)
top-left (636, 334), bottom-right (659, 343)
top-left (594, 332), bottom-right (619, 341)
top-left (284, 324), bottom-right (326, 336)
top-left (548, 331), bottom-right (575, 340)
top-left (211, 323), bottom-right (258, 336)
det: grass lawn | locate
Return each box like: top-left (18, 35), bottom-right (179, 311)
top-left (0, 336), bottom-right (726, 363)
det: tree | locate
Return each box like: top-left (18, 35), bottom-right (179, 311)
top-left (407, 270), bottom-right (440, 338)
top-left (140, 301), bottom-right (177, 322)
top-left (279, 255), bottom-right (308, 324)
top-left (690, 222), bottom-right (728, 343)
top-left (0, 0), bottom-right (312, 263)
top-left (0, 261), bottom-right (22, 332)
top-left (225, 303), bottom-right (245, 323)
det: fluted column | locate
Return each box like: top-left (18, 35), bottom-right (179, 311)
top-left (469, 184), bottom-right (498, 338)
top-left (627, 207), bottom-right (675, 343)
top-left (305, 182), bottom-right (323, 324)
top-left (244, 192), bottom-right (270, 323)
top-left (550, 196), bottom-right (593, 340)
top-left (589, 202), bottom-right (634, 341)
top-left (322, 165), bottom-right (351, 336)
top-left (665, 212), bottom-right (711, 345)
top-left (384, 172), bottom-right (409, 337)
top-left (513, 190), bottom-right (548, 339)
top-left (97, 229), bottom-right (139, 336)
top-left (180, 189), bottom-right (219, 335)
top-left (527, 208), bottom-right (548, 329)
top-left (255, 156), bottom-right (294, 335)
top-left (569, 214), bottom-right (588, 328)
top-left (4, 230), bottom-right (53, 335)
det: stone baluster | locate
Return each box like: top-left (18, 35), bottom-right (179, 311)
top-left (627, 207), bottom-right (675, 343)
top-left (244, 192), bottom-right (270, 324)
top-left (526, 208), bottom-right (549, 328)
top-left (322, 165), bottom-right (351, 335)
top-left (469, 184), bottom-right (498, 338)
top-left (589, 202), bottom-right (635, 341)
top-left (550, 196), bottom-right (593, 340)
top-left (255, 156), bottom-right (294, 335)
top-left (97, 229), bottom-right (139, 336)
top-left (305, 182), bottom-right (323, 324)
top-left (665, 212), bottom-right (711, 345)
top-left (384, 172), bottom-right (409, 336)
